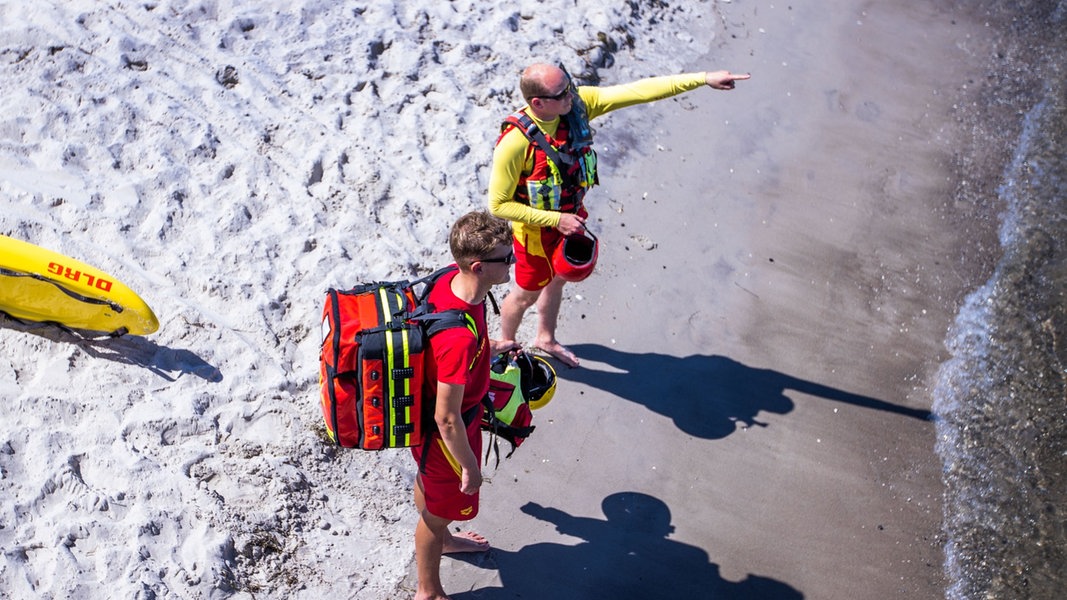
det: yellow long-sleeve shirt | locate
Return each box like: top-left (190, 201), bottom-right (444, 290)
top-left (487, 72), bottom-right (709, 229)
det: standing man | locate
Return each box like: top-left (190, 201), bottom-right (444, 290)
top-left (488, 64), bottom-right (750, 367)
top-left (412, 211), bottom-right (520, 600)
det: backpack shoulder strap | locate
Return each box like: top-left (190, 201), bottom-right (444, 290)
top-left (412, 277), bottom-right (478, 358)
top-left (412, 265), bottom-right (459, 303)
top-left (423, 309), bottom-right (475, 338)
top-left (412, 266), bottom-right (490, 369)
top-left (412, 265), bottom-right (497, 321)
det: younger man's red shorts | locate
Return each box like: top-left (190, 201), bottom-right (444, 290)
top-left (412, 416), bottom-right (483, 521)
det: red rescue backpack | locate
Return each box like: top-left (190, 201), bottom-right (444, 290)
top-left (318, 266), bottom-right (474, 450)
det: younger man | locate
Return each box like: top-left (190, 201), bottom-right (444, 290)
top-left (412, 211), bottom-right (520, 600)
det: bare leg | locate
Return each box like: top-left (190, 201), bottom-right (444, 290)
top-left (531, 277), bottom-right (579, 367)
top-left (502, 278), bottom-right (579, 367)
top-left (419, 478), bottom-right (489, 553)
top-left (414, 506), bottom-right (452, 600)
top-left (415, 474), bottom-right (427, 512)
top-left (500, 283), bottom-right (542, 343)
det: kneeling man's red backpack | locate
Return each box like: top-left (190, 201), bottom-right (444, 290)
top-left (318, 266), bottom-right (473, 450)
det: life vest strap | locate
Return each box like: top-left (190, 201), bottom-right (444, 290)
top-left (506, 112), bottom-right (576, 174)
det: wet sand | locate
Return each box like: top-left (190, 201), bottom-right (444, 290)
top-left (431, 2), bottom-right (1001, 598)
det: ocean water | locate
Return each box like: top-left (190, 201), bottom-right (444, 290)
top-left (933, 2), bottom-right (1067, 598)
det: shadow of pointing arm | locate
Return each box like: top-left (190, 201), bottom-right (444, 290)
top-left (521, 502), bottom-right (591, 537)
top-left (561, 345), bottom-right (932, 422)
top-left (785, 375), bottom-right (933, 421)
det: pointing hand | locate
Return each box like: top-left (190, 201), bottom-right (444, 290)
top-left (705, 70), bottom-right (751, 90)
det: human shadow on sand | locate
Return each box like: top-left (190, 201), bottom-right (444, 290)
top-left (452, 491), bottom-right (804, 599)
top-left (0, 316), bottom-right (222, 382)
top-left (554, 343), bottom-right (930, 439)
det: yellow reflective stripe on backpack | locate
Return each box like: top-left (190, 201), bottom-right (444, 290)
top-left (379, 286), bottom-right (415, 448)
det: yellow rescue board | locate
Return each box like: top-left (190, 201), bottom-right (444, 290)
top-left (0, 234), bottom-right (159, 336)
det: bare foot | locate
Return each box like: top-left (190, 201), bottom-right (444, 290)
top-left (531, 340), bottom-right (580, 368)
top-left (442, 530), bottom-right (490, 554)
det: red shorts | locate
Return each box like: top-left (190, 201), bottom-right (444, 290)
top-left (513, 208), bottom-right (588, 291)
top-left (412, 414), bottom-right (483, 521)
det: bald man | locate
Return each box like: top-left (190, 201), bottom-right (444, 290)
top-left (488, 63), bottom-right (750, 367)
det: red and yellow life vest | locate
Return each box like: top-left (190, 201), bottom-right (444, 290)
top-left (498, 108), bottom-right (599, 214)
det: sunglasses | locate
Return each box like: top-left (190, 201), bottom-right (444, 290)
top-left (479, 251), bottom-right (516, 265)
top-left (534, 82), bottom-right (571, 102)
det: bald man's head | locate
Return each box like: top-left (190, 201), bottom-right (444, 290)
top-left (520, 63), bottom-right (568, 102)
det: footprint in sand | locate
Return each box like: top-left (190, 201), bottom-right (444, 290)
top-left (629, 234), bottom-right (657, 251)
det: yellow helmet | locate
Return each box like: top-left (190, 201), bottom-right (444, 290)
top-left (490, 352), bottom-right (557, 411)
top-left (520, 354), bottom-right (556, 410)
